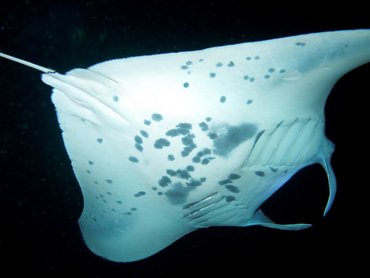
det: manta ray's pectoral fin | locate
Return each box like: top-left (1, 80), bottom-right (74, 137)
top-left (244, 209), bottom-right (312, 230)
top-left (245, 138), bottom-right (337, 231)
top-left (319, 139), bottom-right (337, 216)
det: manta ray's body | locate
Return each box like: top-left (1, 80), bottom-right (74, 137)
top-left (1, 30), bottom-right (370, 262)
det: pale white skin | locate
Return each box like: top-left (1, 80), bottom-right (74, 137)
top-left (2, 30), bottom-right (370, 262)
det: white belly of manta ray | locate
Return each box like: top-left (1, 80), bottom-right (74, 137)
top-left (1, 29), bottom-right (370, 262)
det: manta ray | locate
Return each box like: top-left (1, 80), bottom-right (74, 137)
top-left (1, 29), bottom-right (370, 262)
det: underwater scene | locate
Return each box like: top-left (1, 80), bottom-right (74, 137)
top-left (1, 0), bottom-right (369, 276)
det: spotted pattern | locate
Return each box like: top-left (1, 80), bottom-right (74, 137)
top-left (128, 156), bottom-right (139, 163)
top-left (199, 122), bottom-right (209, 131)
top-left (140, 130), bottom-right (149, 138)
top-left (177, 53), bottom-right (288, 107)
top-left (85, 44), bottom-right (295, 225)
top-left (151, 113), bottom-right (163, 122)
top-left (69, 31), bottom-right (351, 252)
top-left (158, 176), bottom-right (172, 187)
top-left (295, 41), bottom-right (306, 46)
top-left (225, 184), bottom-right (240, 193)
top-left (225, 196), bottom-right (236, 202)
top-left (154, 138), bottom-right (171, 149)
top-left (134, 191), bottom-right (146, 197)
top-left (209, 123), bottom-right (258, 157)
top-left (135, 136), bottom-right (143, 144)
top-left (229, 173), bottom-right (241, 180)
top-left (255, 171), bottom-right (265, 177)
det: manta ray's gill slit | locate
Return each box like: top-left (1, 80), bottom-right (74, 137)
top-left (184, 194), bottom-right (243, 227)
top-left (277, 118), bottom-right (313, 164)
top-left (191, 202), bottom-right (246, 227)
top-left (243, 117), bottom-right (324, 169)
top-left (183, 192), bottom-right (223, 214)
top-left (292, 119), bottom-right (323, 164)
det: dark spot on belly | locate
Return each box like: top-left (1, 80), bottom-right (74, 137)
top-left (165, 183), bottom-right (191, 205)
top-left (154, 138), bottom-right (171, 149)
top-left (212, 123), bottom-right (257, 157)
top-left (225, 184), bottom-right (240, 193)
top-left (229, 173), bottom-right (241, 180)
top-left (225, 196), bottom-right (236, 202)
top-left (152, 113), bottom-right (163, 122)
top-left (158, 176), bottom-right (172, 187)
top-left (255, 171), bottom-right (265, 177)
top-left (218, 179), bottom-right (231, 185)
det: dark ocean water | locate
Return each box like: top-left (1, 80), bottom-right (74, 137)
top-left (0, 1), bottom-right (369, 276)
